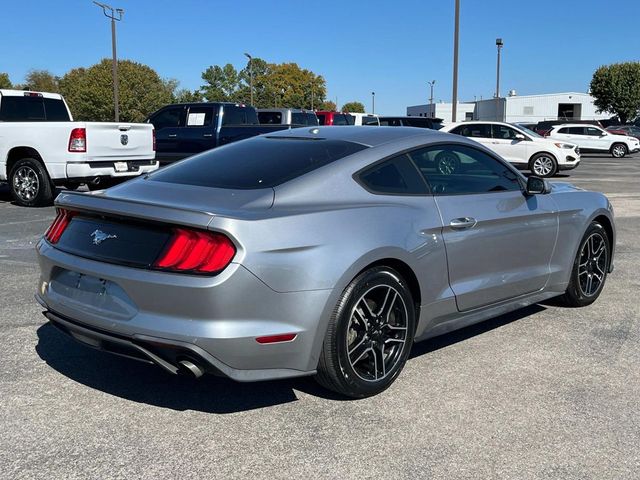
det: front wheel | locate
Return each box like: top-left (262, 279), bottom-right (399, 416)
top-left (610, 143), bottom-right (627, 158)
top-left (529, 153), bottom-right (558, 177)
top-left (558, 221), bottom-right (610, 307)
top-left (315, 267), bottom-right (416, 398)
top-left (9, 158), bottom-right (54, 207)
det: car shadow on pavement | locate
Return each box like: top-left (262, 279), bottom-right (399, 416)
top-left (36, 304), bottom-right (546, 411)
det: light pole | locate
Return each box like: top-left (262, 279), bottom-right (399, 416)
top-left (244, 52), bottom-right (253, 106)
top-left (451, 0), bottom-right (460, 122)
top-left (495, 38), bottom-right (503, 121)
top-left (428, 80), bottom-right (436, 118)
top-left (94, 2), bottom-right (124, 122)
top-left (371, 91), bottom-right (375, 114)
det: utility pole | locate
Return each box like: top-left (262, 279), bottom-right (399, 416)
top-left (451, 0), bottom-right (460, 122)
top-left (371, 91), bottom-right (375, 114)
top-left (244, 53), bottom-right (253, 106)
top-left (495, 38), bottom-right (503, 121)
top-left (94, 2), bottom-right (124, 122)
top-left (428, 80), bottom-right (436, 118)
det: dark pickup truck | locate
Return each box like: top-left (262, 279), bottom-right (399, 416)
top-left (146, 102), bottom-right (290, 164)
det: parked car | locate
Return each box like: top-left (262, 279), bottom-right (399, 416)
top-left (36, 126), bottom-right (615, 398)
top-left (257, 108), bottom-right (318, 126)
top-left (146, 102), bottom-right (289, 165)
top-left (380, 116), bottom-right (444, 130)
top-left (0, 89), bottom-right (156, 207)
top-left (547, 124), bottom-right (640, 158)
top-left (349, 113), bottom-right (380, 126)
top-left (315, 111), bottom-right (355, 126)
top-left (441, 121), bottom-right (580, 177)
top-left (534, 120), bottom-right (604, 137)
top-left (605, 124), bottom-right (640, 140)
top-left (513, 122), bottom-right (537, 131)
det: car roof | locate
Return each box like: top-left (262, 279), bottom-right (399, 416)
top-left (0, 89), bottom-right (63, 100)
top-left (551, 123), bottom-right (601, 128)
top-left (265, 125), bottom-right (449, 147)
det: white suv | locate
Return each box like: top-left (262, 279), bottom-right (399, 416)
top-left (442, 121), bottom-right (580, 177)
top-left (547, 124), bottom-right (640, 158)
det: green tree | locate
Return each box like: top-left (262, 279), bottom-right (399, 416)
top-left (317, 100), bottom-right (337, 111)
top-left (0, 73), bottom-right (11, 89)
top-left (174, 88), bottom-right (204, 103)
top-left (59, 59), bottom-right (175, 122)
top-left (341, 101), bottom-right (365, 113)
top-left (22, 69), bottom-right (60, 93)
top-left (590, 62), bottom-right (640, 123)
top-left (201, 64), bottom-right (240, 102)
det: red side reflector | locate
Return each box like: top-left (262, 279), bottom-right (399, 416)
top-left (153, 228), bottom-right (236, 274)
top-left (44, 209), bottom-right (76, 244)
top-left (255, 333), bottom-right (297, 344)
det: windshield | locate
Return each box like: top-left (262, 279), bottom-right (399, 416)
top-left (512, 124), bottom-right (542, 138)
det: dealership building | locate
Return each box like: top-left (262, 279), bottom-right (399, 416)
top-left (407, 92), bottom-right (611, 124)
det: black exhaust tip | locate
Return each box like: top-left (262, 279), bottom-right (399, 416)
top-left (177, 359), bottom-right (204, 378)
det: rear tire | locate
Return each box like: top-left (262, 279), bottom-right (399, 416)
top-left (8, 157), bottom-right (54, 207)
top-left (610, 143), bottom-right (627, 158)
top-left (315, 266), bottom-right (416, 398)
top-left (557, 221), bottom-right (610, 307)
top-left (529, 153), bottom-right (558, 178)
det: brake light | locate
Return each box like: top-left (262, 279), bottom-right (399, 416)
top-left (153, 228), bottom-right (236, 274)
top-left (68, 128), bottom-right (86, 152)
top-left (44, 209), bottom-right (76, 244)
top-left (152, 129), bottom-right (156, 151)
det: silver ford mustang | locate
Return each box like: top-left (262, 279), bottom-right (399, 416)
top-left (36, 127), bottom-right (615, 398)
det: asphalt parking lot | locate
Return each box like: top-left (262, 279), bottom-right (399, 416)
top-left (1, 155), bottom-right (639, 480)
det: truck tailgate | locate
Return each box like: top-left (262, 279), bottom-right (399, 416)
top-left (85, 123), bottom-right (154, 160)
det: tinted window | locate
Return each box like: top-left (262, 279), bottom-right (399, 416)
top-left (0, 96), bottom-right (46, 121)
top-left (361, 116), bottom-right (380, 126)
top-left (43, 98), bottom-right (70, 121)
top-left (451, 124), bottom-right (491, 138)
top-left (332, 114), bottom-right (349, 126)
top-left (586, 127), bottom-right (603, 136)
top-left (150, 107), bottom-right (183, 130)
top-left (151, 137), bottom-right (368, 189)
top-left (492, 124), bottom-right (519, 140)
top-left (258, 111), bottom-right (282, 124)
top-left (380, 118), bottom-right (402, 126)
top-left (568, 127), bottom-right (586, 135)
top-left (222, 106), bottom-right (259, 125)
top-left (317, 114), bottom-right (326, 125)
top-left (186, 106), bottom-right (214, 127)
top-left (557, 127), bottom-right (570, 134)
top-left (359, 155), bottom-right (428, 195)
top-left (290, 112), bottom-right (317, 126)
top-left (409, 144), bottom-right (521, 195)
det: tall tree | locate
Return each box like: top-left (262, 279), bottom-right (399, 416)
top-left (201, 64), bottom-right (240, 102)
top-left (590, 62), bottom-right (640, 123)
top-left (316, 100), bottom-right (337, 111)
top-left (23, 69), bottom-right (60, 93)
top-left (174, 88), bottom-right (204, 103)
top-left (341, 101), bottom-right (365, 113)
top-left (59, 59), bottom-right (175, 122)
top-left (0, 73), bottom-right (11, 89)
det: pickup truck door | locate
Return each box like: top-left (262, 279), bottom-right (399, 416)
top-left (179, 105), bottom-right (219, 156)
top-left (149, 105), bottom-right (185, 165)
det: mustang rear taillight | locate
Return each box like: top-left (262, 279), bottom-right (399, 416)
top-left (153, 228), bottom-right (236, 274)
top-left (44, 209), bottom-right (76, 244)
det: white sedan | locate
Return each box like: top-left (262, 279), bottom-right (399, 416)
top-left (442, 121), bottom-right (580, 177)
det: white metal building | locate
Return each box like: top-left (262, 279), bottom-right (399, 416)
top-left (407, 92), bottom-right (611, 124)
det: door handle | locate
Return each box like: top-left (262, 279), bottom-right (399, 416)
top-left (168, 134), bottom-right (177, 138)
top-left (449, 217), bottom-right (477, 230)
top-left (203, 134), bottom-right (213, 137)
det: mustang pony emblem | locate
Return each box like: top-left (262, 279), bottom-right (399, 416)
top-left (91, 229), bottom-right (117, 245)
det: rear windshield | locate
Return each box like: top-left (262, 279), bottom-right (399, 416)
top-left (150, 136), bottom-right (368, 189)
top-left (258, 111), bottom-right (282, 124)
top-left (0, 96), bottom-right (70, 122)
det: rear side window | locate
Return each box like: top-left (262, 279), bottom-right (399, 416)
top-left (380, 118), bottom-right (402, 126)
top-left (222, 106), bottom-right (259, 125)
top-left (150, 107), bottom-right (184, 130)
top-left (568, 127), bottom-right (585, 135)
top-left (332, 114), bottom-right (349, 126)
top-left (150, 137), bottom-right (368, 189)
top-left (291, 112), bottom-right (318, 126)
top-left (43, 98), bottom-right (71, 121)
top-left (359, 154), bottom-right (428, 195)
top-left (0, 96), bottom-right (46, 121)
top-left (258, 111), bottom-right (282, 124)
top-left (451, 124), bottom-right (491, 138)
top-left (361, 116), bottom-right (380, 126)
top-left (557, 127), bottom-right (570, 134)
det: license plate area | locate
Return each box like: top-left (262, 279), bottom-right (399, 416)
top-left (114, 161), bottom-right (128, 172)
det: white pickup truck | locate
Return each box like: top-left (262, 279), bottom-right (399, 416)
top-left (0, 89), bottom-right (157, 207)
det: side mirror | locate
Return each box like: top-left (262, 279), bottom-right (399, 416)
top-left (515, 133), bottom-right (526, 141)
top-left (526, 176), bottom-right (550, 195)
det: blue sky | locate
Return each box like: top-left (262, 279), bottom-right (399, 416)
top-left (3, 0), bottom-right (640, 115)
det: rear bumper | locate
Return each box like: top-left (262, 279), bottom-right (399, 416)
top-left (65, 160), bottom-right (159, 180)
top-left (35, 240), bottom-right (330, 381)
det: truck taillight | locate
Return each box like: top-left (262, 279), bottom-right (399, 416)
top-left (44, 209), bottom-right (76, 244)
top-left (153, 228), bottom-right (236, 274)
top-left (68, 128), bottom-right (86, 152)
top-left (152, 129), bottom-right (156, 151)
